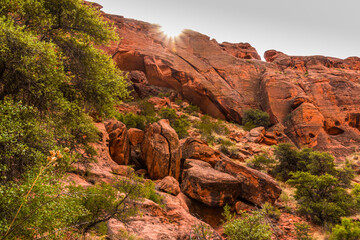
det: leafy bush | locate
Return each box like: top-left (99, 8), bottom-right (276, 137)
top-left (246, 154), bottom-right (276, 171)
top-left (159, 107), bottom-right (190, 138)
top-left (287, 172), bottom-right (354, 225)
top-left (194, 115), bottom-right (229, 142)
top-left (185, 104), bottom-right (200, 116)
top-left (263, 202), bottom-right (281, 221)
top-left (272, 144), bottom-right (353, 184)
top-left (330, 217), bottom-right (360, 240)
top-left (190, 223), bottom-right (213, 240)
top-left (222, 205), bottom-right (272, 240)
top-left (242, 109), bottom-right (270, 131)
top-left (139, 100), bottom-right (156, 117)
top-left (117, 112), bottom-right (147, 130)
top-left (294, 222), bottom-right (313, 240)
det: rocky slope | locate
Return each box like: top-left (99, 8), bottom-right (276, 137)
top-left (95, 4), bottom-right (360, 159)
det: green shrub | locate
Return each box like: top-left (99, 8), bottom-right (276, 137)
top-left (185, 104), bottom-right (200, 116)
top-left (272, 144), bottom-right (354, 184)
top-left (330, 217), bottom-right (360, 240)
top-left (117, 112), bottom-right (147, 130)
top-left (139, 100), bottom-right (156, 117)
top-left (222, 205), bottom-right (272, 240)
top-left (242, 109), bottom-right (270, 130)
top-left (287, 172), bottom-right (354, 225)
top-left (159, 107), bottom-right (190, 138)
top-left (190, 223), bottom-right (213, 240)
top-left (263, 202), bottom-right (281, 221)
top-left (294, 222), bottom-right (313, 240)
top-left (246, 154), bottom-right (276, 171)
top-left (194, 115), bottom-right (229, 142)
top-left (143, 180), bottom-right (163, 206)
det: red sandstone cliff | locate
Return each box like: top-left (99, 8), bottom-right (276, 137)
top-left (96, 5), bottom-right (360, 158)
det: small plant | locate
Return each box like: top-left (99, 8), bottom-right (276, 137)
top-left (294, 222), bottom-right (313, 240)
top-left (194, 115), bottom-right (229, 142)
top-left (159, 107), bottom-right (190, 138)
top-left (222, 205), bottom-right (272, 240)
top-left (190, 223), bottom-right (213, 240)
top-left (184, 104), bottom-right (200, 116)
top-left (263, 202), bottom-right (281, 221)
top-left (242, 109), bottom-right (271, 131)
top-left (246, 153), bottom-right (276, 171)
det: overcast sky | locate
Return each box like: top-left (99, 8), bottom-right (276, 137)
top-left (93, 0), bottom-right (360, 60)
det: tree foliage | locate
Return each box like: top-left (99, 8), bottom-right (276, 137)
top-left (287, 172), bottom-right (354, 225)
top-left (330, 218), bottom-right (360, 240)
top-left (242, 109), bottom-right (270, 131)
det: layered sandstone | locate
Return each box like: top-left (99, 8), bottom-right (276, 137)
top-left (97, 5), bottom-right (360, 158)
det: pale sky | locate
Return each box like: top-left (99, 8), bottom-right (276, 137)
top-left (93, 0), bottom-right (360, 60)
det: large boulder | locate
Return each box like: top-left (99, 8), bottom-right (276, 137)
top-left (105, 120), bottom-right (130, 165)
top-left (141, 119), bottom-right (181, 180)
top-left (156, 176), bottom-right (181, 196)
top-left (181, 137), bottom-right (220, 166)
top-left (215, 159), bottom-right (282, 206)
top-left (181, 159), bottom-right (240, 207)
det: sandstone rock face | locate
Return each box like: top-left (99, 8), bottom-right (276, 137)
top-left (219, 42), bottom-right (261, 60)
top-left (181, 159), bottom-right (240, 207)
top-left (156, 176), bottom-right (181, 196)
top-left (105, 120), bottom-right (130, 165)
top-left (215, 159), bottom-right (282, 206)
top-left (128, 128), bottom-right (144, 146)
top-left (120, 194), bottom-right (221, 240)
top-left (181, 137), bottom-right (221, 166)
top-left (99, 8), bottom-right (360, 158)
top-left (141, 119), bottom-right (181, 180)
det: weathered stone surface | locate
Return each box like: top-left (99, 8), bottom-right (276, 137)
top-left (105, 120), bottom-right (130, 165)
top-left (119, 194), bottom-right (221, 240)
top-left (148, 96), bottom-right (171, 110)
top-left (220, 42), bottom-right (261, 60)
top-left (215, 159), bottom-right (281, 206)
top-left (128, 128), bottom-right (144, 146)
top-left (181, 137), bottom-right (220, 166)
top-left (156, 176), bottom-right (181, 196)
top-left (181, 159), bottom-right (240, 207)
top-left (141, 119), bottom-right (181, 180)
top-left (99, 10), bottom-right (360, 158)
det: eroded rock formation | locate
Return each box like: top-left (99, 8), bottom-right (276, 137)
top-left (97, 7), bottom-right (360, 158)
top-left (141, 119), bottom-right (181, 180)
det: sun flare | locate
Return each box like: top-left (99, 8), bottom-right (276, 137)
top-left (160, 24), bottom-right (184, 39)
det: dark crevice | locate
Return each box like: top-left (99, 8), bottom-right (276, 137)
top-left (326, 127), bottom-right (345, 135)
top-left (160, 124), bottom-right (173, 176)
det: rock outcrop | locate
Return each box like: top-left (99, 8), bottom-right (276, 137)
top-left (141, 119), bottom-right (181, 180)
top-left (156, 176), bottom-right (181, 196)
top-left (181, 137), bottom-right (221, 166)
top-left (215, 159), bottom-right (282, 206)
top-left (105, 120), bottom-right (131, 165)
top-left (97, 8), bottom-right (360, 158)
top-left (181, 159), bottom-right (240, 207)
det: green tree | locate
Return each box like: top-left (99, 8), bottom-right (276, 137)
top-left (0, 0), bottom-right (129, 157)
top-left (287, 172), bottom-right (354, 225)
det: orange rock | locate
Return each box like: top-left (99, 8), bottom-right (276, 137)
top-left (128, 128), bottom-right (144, 146)
top-left (181, 137), bottom-right (221, 167)
top-left (105, 120), bottom-right (130, 165)
top-left (141, 119), bottom-right (181, 180)
top-left (156, 176), bottom-right (181, 196)
top-left (215, 159), bottom-right (281, 206)
top-left (181, 159), bottom-right (240, 207)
